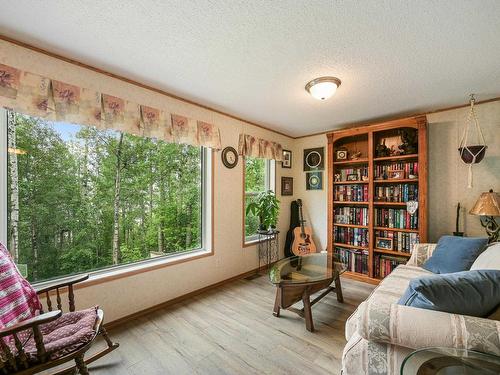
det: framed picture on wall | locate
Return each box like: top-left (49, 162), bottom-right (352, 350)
top-left (304, 147), bottom-right (324, 171)
top-left (306, 171), bottom-right (323, 190)
top-left (281, 177), bottom-right (293, 196)
top-left (282, 150), bottom-right (292, 168)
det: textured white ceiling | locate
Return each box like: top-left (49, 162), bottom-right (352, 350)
top-left (0, 1), bottom-right (499, 137)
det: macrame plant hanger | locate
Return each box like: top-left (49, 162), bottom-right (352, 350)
top-left (458, 94), bottom-right (487, 188)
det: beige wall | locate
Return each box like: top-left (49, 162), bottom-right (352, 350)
top-left (295, 101), bottom-right (500, 247)
top-left (0, 40), bottom-right (295, 322)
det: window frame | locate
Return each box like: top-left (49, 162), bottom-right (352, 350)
top-left (242, 156), bottom-right (276, 246)
top-left (0, 108), bottom-right (214, 286)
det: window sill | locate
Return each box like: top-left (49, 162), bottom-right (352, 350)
top-left (243, 238), bottom-right (265, 248)
top-left (33, 248), bottom-right (214, 290)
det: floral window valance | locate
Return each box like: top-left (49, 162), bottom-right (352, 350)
top-left (238, 133), bottom-right (283, 161)
top-left (0, 63), bottom-right (221, 150)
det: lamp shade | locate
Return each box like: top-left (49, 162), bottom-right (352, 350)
top-left (305, 77), bottom-right (341, 100)
top-left (469, 189), bottom-right (500, 216)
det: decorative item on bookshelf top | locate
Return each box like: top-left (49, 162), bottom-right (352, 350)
top-left (335, 147), bottom-right (348, 161)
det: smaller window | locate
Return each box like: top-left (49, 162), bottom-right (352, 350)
top-left (243, 157), bottom-right (275, 244)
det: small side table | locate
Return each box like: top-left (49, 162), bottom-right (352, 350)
top-left (257, 229), bottom-right (279, 272)
top-left (401, 347), bottom-right (500, 375)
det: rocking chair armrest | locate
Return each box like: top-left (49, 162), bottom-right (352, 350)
top-left (0, 310), bottom-right (62, 337)
top-left (35, 274), bottom-right (89, 295)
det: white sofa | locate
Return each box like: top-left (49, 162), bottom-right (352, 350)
top-left (341, 243), bottom-right (500, 375)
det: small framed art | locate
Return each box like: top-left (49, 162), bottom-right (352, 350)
top-left (375, 237), bottom-right (393, 250)
top-left (282, 150), bottom-right (292, 168)
top-left (306, 171), bottom-right (323, 190)
top-left (281, 177), bottom-right (293, 196)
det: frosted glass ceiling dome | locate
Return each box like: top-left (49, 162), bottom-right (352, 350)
top-left (305, 77), bottom-right (341, 100)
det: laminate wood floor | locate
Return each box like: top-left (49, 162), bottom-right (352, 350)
top-left (79, 275), bottom-right (375, 375)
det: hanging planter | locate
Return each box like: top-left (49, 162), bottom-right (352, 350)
top-left (458, 94), bottom-right (487, 188)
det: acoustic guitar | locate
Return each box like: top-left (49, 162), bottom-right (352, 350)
top-left (291, 199), bottom-right (317, 255)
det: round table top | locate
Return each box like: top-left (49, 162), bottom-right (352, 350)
top-left (269, 253), bottom-right (346, 286)
top-left (401, 347), bottom-right (500, 375)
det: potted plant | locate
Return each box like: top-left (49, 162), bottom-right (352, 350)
top-left (246, 190), bottom-right (280, 232)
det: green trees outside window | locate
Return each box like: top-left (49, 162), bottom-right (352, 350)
top-left (244, 157), bottom-right (275, 241)
top-left (6, 112), bottom-right (204, 282)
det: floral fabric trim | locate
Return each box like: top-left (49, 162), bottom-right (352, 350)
top-left (238, 133), bottom-right (283, 161)
top-left (0, 63), bottom-right (222, 150)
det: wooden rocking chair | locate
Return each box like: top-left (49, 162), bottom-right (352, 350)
top-left (0, 274), bottom-right (119, 374)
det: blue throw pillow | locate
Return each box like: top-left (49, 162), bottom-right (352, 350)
top-left (398, 270), bottom-right (500, 317)
top-left (422, 236), bottom-right (488, 273)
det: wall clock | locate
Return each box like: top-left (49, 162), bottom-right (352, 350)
top-left (221, 146), bottom-right (239, 168)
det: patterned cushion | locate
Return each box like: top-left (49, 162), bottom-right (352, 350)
top-left (21, 307), bottom-right (98, 361)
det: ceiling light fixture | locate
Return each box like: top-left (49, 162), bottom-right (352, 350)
top-left (305, 76), bottom-right (341, 100)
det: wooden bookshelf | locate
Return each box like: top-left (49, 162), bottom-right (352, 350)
top-left (327, 116), bottom-right (427, 284)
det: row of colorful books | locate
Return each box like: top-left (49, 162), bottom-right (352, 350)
top-left (375, 208), bottom-right (418, 229)
top-left (336, 166), bottom-right (369, 182)
top-left (335, 247), bottom-right (369, 275)
top-left (334, 185), bottom-right (369, 202)
top-left (334, 206), bottom-right (369, 226)
top-left (334, 227), bottom-right (369, 247)
top-left (374, 161), bottom-right (418, 180)
top-left (374, 230), bottom-right (419, 253)
top-left (374, 184), bottom-right (418, 202)
top-left (374, 254), bottom-right (406, 278)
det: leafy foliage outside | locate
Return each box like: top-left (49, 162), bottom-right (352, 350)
top-left (7, 113), bottom-right (203, 282)
top-left (244, 157), bottom-right (266, 238)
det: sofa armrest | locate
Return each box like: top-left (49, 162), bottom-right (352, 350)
top-left (357, 301), bottom-right (500, 356)
top-left (406, 243), bottom-right (437, 267)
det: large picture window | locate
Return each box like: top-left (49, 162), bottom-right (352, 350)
top-left (244, 157), bottom-right (275, 243)
top-left (1, 110), bottom-right (210, 283)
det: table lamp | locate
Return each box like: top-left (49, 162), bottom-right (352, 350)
top-left (469, 189), bottom-right (500, 243)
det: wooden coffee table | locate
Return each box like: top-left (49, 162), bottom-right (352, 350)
top-left (269, 253), bottom-right (346, 332)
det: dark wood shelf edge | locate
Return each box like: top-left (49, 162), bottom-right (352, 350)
top-left (374, 226), bottom-right (419, 233)
top-left (333, 243), bottom-right (369, 250)
top-left (342, 271), bottom-right (380, 285)
top-left (374, 248), bottom-right (412, 257)
top-left (373, 154), bottom-right (419, 162)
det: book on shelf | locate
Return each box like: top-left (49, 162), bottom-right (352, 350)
top-left (375, 208), bottom-right (418, 229)
top-left (375, 230), bottom-right (419, 253)
top-left (334, 185), bottom-right (369, 202)
top-left (336, 166), bottom-right (368, 182)
top-left (335, 247), bottom-right (369, 275)
top-left (374, 184), bottom-right (418, 202)
top-left (334, 206), bottom-right (369, 226)
top-left (374, 254), bottom-right (406, 278)
top-left (334, 227), bottom-right (369, 247)
top-left (374, 161), bottom-right (418, 180)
